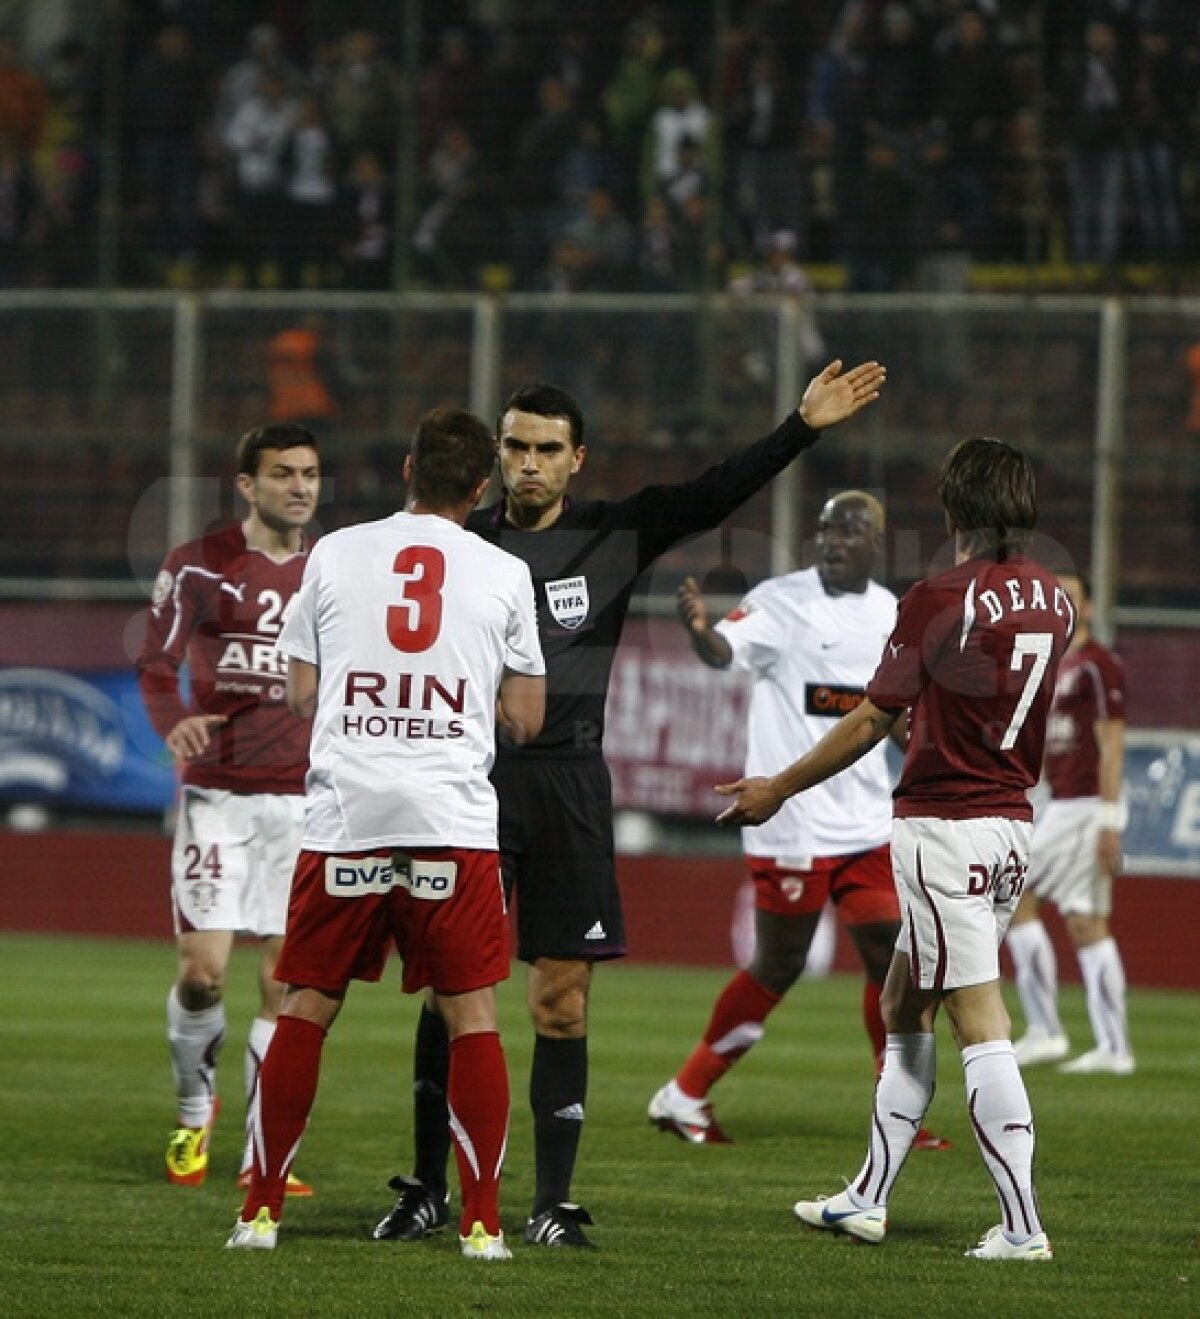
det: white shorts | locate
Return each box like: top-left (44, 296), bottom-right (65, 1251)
top-left (171, 787), bottom-right (305, 938)
top-left (892, 816), bottom-right (1032, 992)
top-left (1029, 796), bottom-right (1109, 917)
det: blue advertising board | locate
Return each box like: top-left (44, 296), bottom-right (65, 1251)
top-left (1123, 732), bottom-right (1200, 877)
top-left (0, 667), bottom-right (175, 813)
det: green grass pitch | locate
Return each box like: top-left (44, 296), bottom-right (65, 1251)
top-left (0, 932), bottom-right (1195, 1317)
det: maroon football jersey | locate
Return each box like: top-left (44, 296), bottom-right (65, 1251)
top-left (1043, 639), bottom-right (1125, 799)
top-left (138, 522), bottom-right (311, 793)
top-left (866, 554), bottom-right (1074, 821)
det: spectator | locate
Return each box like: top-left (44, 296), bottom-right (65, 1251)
top-left (413, 123), bottom-right (488, 286)
top-left (223, 71), bottom-right (299, 281)
top-left (0, 128), bottom-right (38, 285)
top-left (558, 116), bottom-right (622, 215)
top-left (842, 138), bottom-right (914, 292)
top-left (1059, 19), bottom-right (1131, 265)
top-left (602, 18), bottom-right (665, 182)
top-left (910, 126), bottom-right (974, 381)
top-left (128, 25), bottom-right (207, 264)
top-left (642, 67), bottom-right (713, 206)
top-left (725, 47), bottom-right (805, 250)
top-left (990, 104), bottom-right (1040, 261)
top-left (806, 4), bottom-right (872, 238)
top-left (212, 24), bottom-right (302, 138)
top-left (635, 193), bottom-right (684, 292)
top-left (933, 6), bottom-right (1013, 256)
top-left (801, 118), bottom-right (839, 262)
top-left (806, 4), bottom-right (870, 144)
top-left (339, 148), bottom-right (393, 289)
top-left (728, 229), bottom-right (826, 367)
top-left (416, 26), bottom-right (477, 163)
top-left (863, 3), bottom-right (933, 147)
top-left (0, 33), bottom-right (47, 159)
top-left (674, 190), bottom-right (720, 289)
top-left (282, 95), bottom-right (340, 285)
top-left (41, 36), bottom-right (98, 140)
top-left (728, 227), bottom-right (808, 296)
top-left (634, 194), bottom-right (702, 423)
top-left (508, 75), bottom-right (579, 287)
top-left (546, 24), bottom-right (600, 114)
top-left (660, 134), bottom-right (708, 213)
top-left (31, 34), bottom-right (98, 286)
top-left (1127, 26), bottom-right (1186, 262)
top-left (473, 28), bottom-right (538, 175)
top-left (325, 29), bottom-right (402, 167)
top-left (557, 184), bottom-right (635, 291)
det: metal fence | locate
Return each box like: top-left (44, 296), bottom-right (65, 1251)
top-left (1, 290), bottom-right (1197, 632)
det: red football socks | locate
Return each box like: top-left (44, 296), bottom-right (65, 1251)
top-left (676, 971), bottom-right (782, 1099)
top-left (448, 1030), bottom-right (509, 1236)
top-left (239, 1014), bottom-right (326, 1221)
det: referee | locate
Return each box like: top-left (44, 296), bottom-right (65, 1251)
top-left (374, 358), bottom-right (887, 1249)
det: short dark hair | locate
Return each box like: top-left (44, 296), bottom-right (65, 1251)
top-left (1058, 569), bottom-right (1091, 599)
top-left (235, 423), bottom-right (319, 476)
top-left (499, 383), bottom-right (585, 448)
top-left (410, 407), bottom-right (495, 506)
top-left (938, 436), bottom-right (1036, 558)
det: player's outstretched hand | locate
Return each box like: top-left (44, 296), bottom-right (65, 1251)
top-left (714, 775), bottom-right (785, 827)
top-left (677, 575), bottom-right (709, 634)
top-left (166, 713), bottom-right (227, 761)
top-left (798, 359), bottom-right (886, 431)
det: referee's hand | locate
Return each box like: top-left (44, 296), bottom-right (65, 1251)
top-left (798, 359), bottom-right (887, 431)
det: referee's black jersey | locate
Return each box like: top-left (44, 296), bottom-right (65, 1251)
top-left (468, 410), bottom-right (819, 759)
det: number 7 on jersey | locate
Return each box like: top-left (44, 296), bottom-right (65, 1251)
top-left (1001, 632), bottom-right (1053, 750)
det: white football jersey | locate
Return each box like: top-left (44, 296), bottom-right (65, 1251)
top-left (716, 567), bottom-right (896, 858)
top-left (279, 511), bottom-right (544, 850)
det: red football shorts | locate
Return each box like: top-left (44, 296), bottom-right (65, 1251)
top-left (275, 847), bottom-right (510, 995)
top-left (747, 844), bottom-right (899, 925)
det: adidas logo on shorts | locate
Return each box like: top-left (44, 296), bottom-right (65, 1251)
top-left (584, 921), bottom-right (606, 940)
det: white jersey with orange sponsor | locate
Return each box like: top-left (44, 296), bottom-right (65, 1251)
top-left (715, 566), bottom-right (896, 858)
top-left (279, 510), bottom-right (544, 851)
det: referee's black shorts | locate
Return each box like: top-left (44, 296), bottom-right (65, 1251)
top-left (491, 754), bottom-right (627, 963)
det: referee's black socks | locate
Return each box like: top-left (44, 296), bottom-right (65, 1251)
top-left (412, 1003), bottom-right (451, 1196)
top-left (530, 1034), bottom-right (588, 1214)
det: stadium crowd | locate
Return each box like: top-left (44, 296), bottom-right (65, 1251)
top-left (0, 0), bottom-right (1198, 292)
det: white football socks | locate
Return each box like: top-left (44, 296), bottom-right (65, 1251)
top-left (167, 986), bottom-right (225, 1128)
top-left (1078, 937), bottom-right (1131, 1058)
top-left (848, 1032), bottom-right (936, 1210)
top-left (241, 1017), bottom-right (277, 1173)
top-left (962, 1040), bottom-right (1043, 1242)
top-left (1007, 920), bottom-right (1063, 1037)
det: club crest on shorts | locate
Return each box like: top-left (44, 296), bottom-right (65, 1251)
top-left (188, 880), bottom-right (219, 914)
top-left (545, 575), bottom-right (589, 630)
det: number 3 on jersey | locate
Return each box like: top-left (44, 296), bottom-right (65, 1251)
top-left (387, 546), bottom-right (445, 652)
